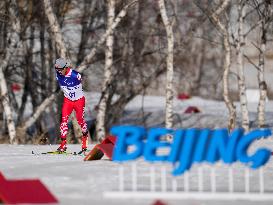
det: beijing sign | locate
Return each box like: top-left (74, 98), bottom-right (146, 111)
top-left (111, 126), bottom-right (272, 176)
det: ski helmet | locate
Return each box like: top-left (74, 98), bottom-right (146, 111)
top-left (55, 58), bottom-right (67, 70)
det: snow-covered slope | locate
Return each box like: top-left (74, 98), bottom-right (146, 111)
top-left (1, 96), bottom-right (273, 205)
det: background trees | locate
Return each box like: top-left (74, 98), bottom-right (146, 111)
top-left (0, 0), bottom-right (272, 144)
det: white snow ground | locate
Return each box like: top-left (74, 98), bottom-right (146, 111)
top-left (1, 94), bottom-right (273, 205)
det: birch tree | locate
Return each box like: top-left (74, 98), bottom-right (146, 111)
top-left (43, 0), bottom-right (67, 58)
top-left (236, 0), bottom-right (249, 131)
top-left (254, 0), bottom-right (271, 127)
top-left (209, 0), bottom-right (236, 131)
top-left (158, 0), bottom-right (174, 129)
top-left (96, 0), bottom-right (115, 142)
top-left (0, 0), bottom-right (21, 143)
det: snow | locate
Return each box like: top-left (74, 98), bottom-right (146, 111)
top-left (1, 141), bottom-right (273, 205)
top-left (1, 94), bottom-right (273, 205)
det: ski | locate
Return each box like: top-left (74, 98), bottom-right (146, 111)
top-left (31, 150), bottom-right (76, 155)
top-left (31, 150), bottom-right (90, 156)
top-left (77, 149), bottom-right (88, 155)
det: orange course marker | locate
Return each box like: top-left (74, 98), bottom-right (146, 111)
top-left (84, 135), bottom-right (116, 161)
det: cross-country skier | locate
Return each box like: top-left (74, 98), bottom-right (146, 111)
top-left (54, 58), bottom-right (89, 152)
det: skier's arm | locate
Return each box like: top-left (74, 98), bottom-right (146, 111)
top-left (77, 73), bottom-right (82, 81)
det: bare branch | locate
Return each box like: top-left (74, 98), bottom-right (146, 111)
top-left (77, 0), bottom-right (138, 73)
top-left (243, 54), bottom-right (261, 71)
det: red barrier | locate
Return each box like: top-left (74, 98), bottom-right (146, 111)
top-left (101, 135), bottom-right (116, 145)
top-left (152, 200), bottom-right (167, 205)
top-left (184, 106), bottom-right (201, 113)
top-left (0, 172), bottom-right (5, 181)
top-left (177, 93), bottom-right (190, 100)
top-left (84, 135), bottom-right (116, 161)
top-left (0, 172), bottom-right (58, 204)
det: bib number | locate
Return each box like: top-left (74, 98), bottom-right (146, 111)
top-left (69, 92), bottom-right (76, 98)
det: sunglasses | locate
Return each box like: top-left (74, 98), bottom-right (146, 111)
top-left (55, 62), bottom-right (67, 71)
top-left (55, 67), bottom-right (64, 71)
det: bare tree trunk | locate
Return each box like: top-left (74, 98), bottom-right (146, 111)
top-left (158, 0), bottom-right (174, 129)
top-left (236, 1), bottom-right (249, 131)
top-left (77, 0), bottom-right (96, 65)
top-left (39, 5), bottom-right (47, 99)
top-left (43, 0), bottom-right (67, 58)
top-left (0, 67), bottom-right (16, 144)
top-left (257, 31), bottom-right (267, 128)
top-left (48, 38), bottom-right (56, 93)
top-left (96, 0), bottom-right (115, 142)
top-left (223, 34), bottom-right (237, 131)
top-left (256, 0), bottom-right (271, 128)
top-left (17, 78), bottom-right (29, 124)
top-left (0, 0), bottom-right (21, 144)
top-left (17, 27), bottom-right (34, 128)
top-left (210, 0), bottom-right (236, 131)
top-left (28, 25), bottom-right (41, 109)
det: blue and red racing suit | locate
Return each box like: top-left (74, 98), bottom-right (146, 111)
top-left (56, 68), bottom-right (88, 139)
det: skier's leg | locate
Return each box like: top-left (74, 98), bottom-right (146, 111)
top-left (58, 97), bottom-right (74, 151)
top-left (74, 96), bottom-right (89, 150)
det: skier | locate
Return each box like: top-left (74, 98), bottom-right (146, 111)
top-left (54, 58), bottom-right (89, 152)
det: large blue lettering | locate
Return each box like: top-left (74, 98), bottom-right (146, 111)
top-left (111, 125), bottom-right (145, 161)
top-left (172, 129), bottom-right (199, 175)
top-left (206, 128), bottom-right (244, 164)
top-left (167, 129), bottom-right (184, 162)
top-left (193, 129), bottom-right (211, 163)
top-left (237, 129), bottom-right (271, 168)
top-left (144, 128), bottom-right (172, 161)
top-left (111, 126), bottom-right (272, 175)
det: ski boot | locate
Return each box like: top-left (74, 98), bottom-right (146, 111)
top-left (57, 138), bottom-right (67, 152)
top-left (78, 135), bottom-right (88, 155)
top-left (81, 136), bottom-right (88, 152)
